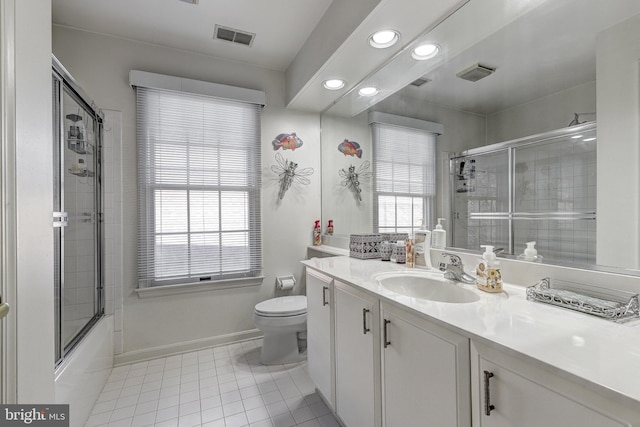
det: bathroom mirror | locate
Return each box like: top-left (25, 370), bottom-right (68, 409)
top-left (320, 0), bottom-right (640, 272)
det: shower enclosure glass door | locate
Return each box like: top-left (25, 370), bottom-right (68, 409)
top-left (52, 58), bottom-right (104, 365)
top-left (450, 123), bottom-right (596, 265)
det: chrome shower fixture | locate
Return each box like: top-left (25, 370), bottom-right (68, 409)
top-left (568, 112), bottom-right (596, 127)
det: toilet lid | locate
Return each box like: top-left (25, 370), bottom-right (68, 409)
top-left (255, 296), bottom-right (307, 317)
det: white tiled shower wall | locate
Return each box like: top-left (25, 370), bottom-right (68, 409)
top-left (102, 110), bottom-right (124, 354)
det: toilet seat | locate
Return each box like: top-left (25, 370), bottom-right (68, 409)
top-left (254, 296), bottom-right (307, 317)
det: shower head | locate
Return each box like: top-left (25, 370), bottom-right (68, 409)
top-left (568, 113), bottom-right (581, 127)
top-left (568, 112), bottom-right (596, 127)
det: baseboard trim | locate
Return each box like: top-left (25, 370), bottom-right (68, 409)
top-left (114, 329), bottom-right (263, 366)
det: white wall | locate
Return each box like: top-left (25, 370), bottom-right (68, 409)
top-left (52, 26), bottom-right (321, 357)
top-left (13, 0), bottom-right (56, 402)
top-left (596, 14), bottom-right (640, 269)
top-left (321, 112), bottom-right (372, 235)
top-left (486, 81), bottom-right (596, 144)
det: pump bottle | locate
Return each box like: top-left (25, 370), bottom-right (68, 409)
top-left (476, 245), bottom-right (502, 293)
top-left (414, 221), bottom-right (432, 268)
top-left (432, 218), bottom-right (446, 249)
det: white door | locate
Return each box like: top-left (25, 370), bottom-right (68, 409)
top-left (0, 0), bottom-right (17, 404)
top-left (334, 281), bottom-right (380, 427)
top-left (381, 303), bottom-right (470, 427)
top-left (306, 269), bottom-right (334, 407)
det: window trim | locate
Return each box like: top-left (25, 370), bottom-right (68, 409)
top-left (134, 275), bottom-right (264, 299)
top-left (133, 73), bottom-right (264, 290)
top-left (370, 113), bottom-right (442, 234)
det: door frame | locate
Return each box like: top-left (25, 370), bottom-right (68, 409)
top-left (0, 0), bottom-right (18, 404)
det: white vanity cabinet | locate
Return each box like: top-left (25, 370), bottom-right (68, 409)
top-left (306, 269), bottom-right (335, 408)
top-left (334, 280), bottom-right (382, 427)
top-left (471, 341), bottom-right (640, 427)
top-left (381, 302), bottom-right (471, 427)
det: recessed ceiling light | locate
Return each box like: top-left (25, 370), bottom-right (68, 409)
top-left (571, 135), bottom-right (583, 139)
top-left (323, 79), bottom-right (346, 90)
top-left (411, 43), bottom-right (440, 60)
top-left (358, 87), bottom-right (379, 96)
top-left (583, 137), bottom-right (596, 142)
top-left (368, 30), bottom-right (400, 49)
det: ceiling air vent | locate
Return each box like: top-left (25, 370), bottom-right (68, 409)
top-left (456, 63), bottom-right (495, 82)
top-left (410, 77), bottom-right (431, 87)
top-left (179, 0), bottom-right (199, 4)
top-left (214, 25), bottom-right (255, 47)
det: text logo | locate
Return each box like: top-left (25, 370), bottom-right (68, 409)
top-left (1, 405), bottom-right (69, 427)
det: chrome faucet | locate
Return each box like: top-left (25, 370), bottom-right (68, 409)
top-left (439, 253), bottom-right (476, 284)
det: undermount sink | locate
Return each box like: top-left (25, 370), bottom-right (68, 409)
top-left (374, 272), bottom-right (480, 303)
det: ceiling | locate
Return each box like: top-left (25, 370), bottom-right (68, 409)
top-left (52, 0), bottom-right (334, 72)
top-left (326, 0), bottom-right (640, 117)
top-left (51, 0), bottom-right (468, 113)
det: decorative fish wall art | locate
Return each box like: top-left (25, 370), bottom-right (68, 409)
top-left (338, 139), bottom-right (363, 158)
top-left (271, 152), bottom-right (314, 200)
top-left (272, 132), bottom-right (303, 151)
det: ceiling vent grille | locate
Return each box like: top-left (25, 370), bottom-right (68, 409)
top-left (214, 25), bottom-right (255, 47)
top-left (456, 63), bottom-right (495, 82)
top-left (410, 77), bottom-right (431, 87)
top-left (179, 0), bottom-right (199, 4)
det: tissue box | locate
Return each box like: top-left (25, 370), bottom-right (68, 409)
top-left (349, 233), bottom-right (383, 259)
top-left (381, 232), bottom-right (409, 243)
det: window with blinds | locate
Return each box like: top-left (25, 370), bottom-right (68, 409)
top-left (372, 122), bottom-right (437, 236)
top-left (136, 87), bottom-right (261, 288)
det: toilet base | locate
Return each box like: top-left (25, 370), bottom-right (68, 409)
top-left (260, 330), bottom-right (305, 365)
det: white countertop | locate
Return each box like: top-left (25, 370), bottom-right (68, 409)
top-left (302, 255), bottom-right (640, 407)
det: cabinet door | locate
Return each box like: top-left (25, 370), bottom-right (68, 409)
top-left (472, 341), bottom-right (639, 427)
top-left (381, 303), bottom-right (470, 427)
top-left (306, 269), bottom-right (335, 408)
top-left (334, 281), bottom-right (381, 427)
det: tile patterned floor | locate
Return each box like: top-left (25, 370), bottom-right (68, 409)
top-left (85, 339), bottom-right (340, 427)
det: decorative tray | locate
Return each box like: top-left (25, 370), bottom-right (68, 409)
top-left (526, 278), bottom-right (640, 322)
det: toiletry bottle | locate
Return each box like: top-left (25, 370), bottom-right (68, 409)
top-left (313, 220), bottom-right (321, 246)
top-left (517, 241), bottom-right (543, 263)
top-left (414, 222), bottom-right (432, 269)
top-left (405, 237), bottom-right (415, 268)
top-left (327, 219), bottom-right (334, 236)
top-left (476, 245), bottom-right (502, 293)
top-left (432, 218), bottom-right (447, 249)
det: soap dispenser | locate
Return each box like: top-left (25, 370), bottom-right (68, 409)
top-left (414, 221), bottom-right (432, 269)
top-left (476, 245), bottom-right (502, 293)
top-left (432, 218), bottom-right (446, 249)
top-left (517, 241), bottom-right (543, 263)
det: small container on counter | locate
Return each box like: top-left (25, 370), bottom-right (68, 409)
top-left (380, 241), bottom-right (393, 261)
top-left (476, 245), bottom-right (502, 293)
top-left (392, 240), bottom-right (406, 264)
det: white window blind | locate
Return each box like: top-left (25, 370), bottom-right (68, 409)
top-left (372, 122), bottom-right (437, 236)
top-left (136, 86), bottom-right (262, 288)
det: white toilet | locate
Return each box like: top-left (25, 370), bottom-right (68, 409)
top-left (253, 295), bottom-right (307, 365)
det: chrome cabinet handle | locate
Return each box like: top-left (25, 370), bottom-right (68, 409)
top-left (322, 286), bottom-right (329, 306)
top-left (484, 370), bottom-right (495, 416)
top-left (362, 308), bottom-right (370, 334)
top-left (383, 319), bottom-right (391, 348)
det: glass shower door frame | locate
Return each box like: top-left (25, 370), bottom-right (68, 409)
top-left (449, 122), bottom-right (597, 260)
top-left (52, 58), bottom-right (104, 366)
